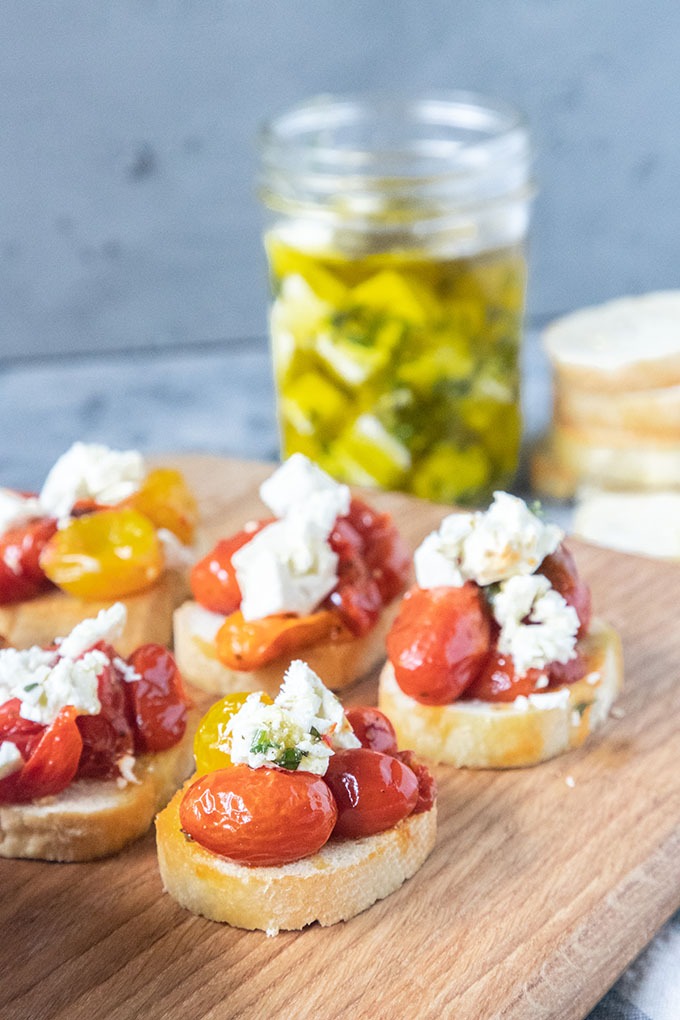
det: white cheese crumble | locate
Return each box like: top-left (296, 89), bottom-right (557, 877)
top-left (39, 442), bottom-right (146, 518)
top-left (414, 492), bottom-right (563, 589)
top-left (157, 528), bottom-right (195, 570)
top-left (116, 754), bottom-right (140, 787)
top-left (0, 606), bottom-right (130, 725)
top-left (0, 740), bottom-right (24, 779)
top-left (226, 660), bottom-right (359, 774)
top-left (232, 508), bottom-right (339, 620)
top-left (0, 489), bottom-right (43, 536)
top-left (491, 574), bottom-right (579, 676)
top-left (259, 453), bottom-right (351, 521)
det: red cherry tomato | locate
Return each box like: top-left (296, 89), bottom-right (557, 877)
top-left (346, 498), bottom-right (411, 603)
top-left (323, 747), bottom-right (419, 839)
top-left (0, 517), bottom-right (57, 605)
top-left (345, 706), bottom-right (398, 755)
top-left (463, 651), bottom-right (545, 703)
top-left (387, 584), bottom-right (492, 705)
top-left (548, 651), bottom-right (586, 687)
top-left (0, 706), bottom-right (82, 804)
top-left (125, 644), bottom-right (188, 753)
top-left (76, 651), bottom-right (134, 778)
top-left (179, 765), bottom-right (338, 866)
top-left (190, 522), bottom-right (272, 615)
top-left (393, 749), bottom-right (437, 815)
top-left (0, 697), bottom-right (45, 761)
top-left (538, 543), bottom-right (592, 637)
top-left (326, 517), bottom-right (383, 637)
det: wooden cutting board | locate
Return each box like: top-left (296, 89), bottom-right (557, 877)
top-left (3, 455), bottom-right (680, 1020)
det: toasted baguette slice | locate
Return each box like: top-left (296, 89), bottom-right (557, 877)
top-left (543, 291), bottom-right (680, 391)
top-left (573, 490), bottom-right (680, 560)
top-left (0, 569), bottom-right (189, 655)
top-left (531, 426), bottom-right (680, 498)
top-left (554, 377), bottom-right (680, 438)
top-left (0, 708), bottom-right (199, 862)
top-left (172, 598), bottom-right (401, 697)
top-left (378, 619), bottom-right (623, 768)
top-left (156, 785), bottom-right (436, 933)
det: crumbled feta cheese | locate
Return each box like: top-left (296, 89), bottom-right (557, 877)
top-left (17, 649), bottom-right (107, 725)
top-left (492, 574), bottom-right (579, 676)
top-left (57, 603), bottom-right (127, 659)
top-left (414, 492), bottom-right (563, 589)
top-left (39, 442), bottom-right (146, 518)
top-left (157, 528), bottom-right (195, 570)
top-left (276, 660), bottom-right (360, 751)
top-left (225, 661), bottom-right (358, 774)
top-left (116, 754), bottom-right (140, 786)
top-left (232, 510), bottom-right (339, 620)
top-left (259, 453), bottom-right (350, 521)
top-left (113, 657), bottom-right (140, 684)
top-left (0, 489), bottom-right (43, 536)
top-left (0, 741), bottom-right (23, 780)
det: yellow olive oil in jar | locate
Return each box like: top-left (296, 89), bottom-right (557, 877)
top-left (260, 93), bottom-right (533, 505)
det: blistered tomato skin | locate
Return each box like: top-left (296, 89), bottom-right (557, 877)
top-left (125, 644), bottom-right (188, 753)
top-left (193, 692), bottom-right (272, 774)
top-left (125, 468), bottom-right (198, 545)
top-left (463, 652), bottom-right (545, 703)
top-left (40, 508), bottom-right (163, 600)
top-left (179, 765), bottom-right (338, 866)
top-left (345, 706), bottom-right (398, 755)
top-left (0, 517), bottom-right (58, 605)
top-left (76, 654), bottom-right (134, 777)
top-left (323, 747), bottom-right (419, 839)
top-left (538, 543), bottom-right (592, 637)
top-left (345, 498), bottom-right (411, 604)
top-left (190, 522), bottom-right (271, 615)
top-left (0, 707), bottom-right (83, 804)
top-left (393, 749), bottom-right (437, 815)
top-left (215, 609), bottom-right (345, 671)
top-left (387, 584), bottom-right (492, 705)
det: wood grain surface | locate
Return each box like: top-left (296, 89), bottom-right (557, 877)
top-left (3, 455), bottom-right (680, 1020)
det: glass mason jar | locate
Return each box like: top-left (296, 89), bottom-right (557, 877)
top-left (258, 92), bottom-right (534, 506)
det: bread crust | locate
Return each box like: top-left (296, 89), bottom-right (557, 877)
top-left (0, 569), bottom-right (189, 655)
top-left (554, 378), bottom-right (680, 438)
top-left (172, 598), bottom-right (401, 697)
top-left (378, 619), bottom-right (623, 768)
top-left (0, 708), bottom-right (199, 861)
top-left (156, 785), bottom-right (437, 933)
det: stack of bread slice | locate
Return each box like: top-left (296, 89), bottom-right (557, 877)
top-left (531, 291), bottom-right (680, 498)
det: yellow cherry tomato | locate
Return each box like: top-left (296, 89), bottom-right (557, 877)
top-left (125, 468), bottom-right (198, 545)
top-left (40, 507), bottom-right (163, 599)
top-left (193, 692), bottom-right (273, 774)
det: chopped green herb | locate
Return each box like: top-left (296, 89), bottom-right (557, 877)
top-left (309, 726), bottom-right (322, 741)
top-left (250, 730), bottom-right (276, 756)
top-left (276, 747), bottom-right (307, 771)
top-left (573, 701), bottom-right (590, 718)
top-left (23, 682), bottom-right (39, 692)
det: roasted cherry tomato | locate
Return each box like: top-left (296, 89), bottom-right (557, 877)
top-left (538, 543), bottom-right (592, 637)
top-left (193, 692), bottom-right (272, 774)
top-left (125, 468), bottom-right (198, 545)
top-left (0, 517), bottom-right (57, 605)
top-left (0, 706), bottom-right (82, 804)
top-left (215, 608), bottom-right (347, 671)
top-left (190, 522), bottom-right (271, 615)
top-left (387, 583), bottom-right (492, 705)
top-left (393, 749), bottom-right (437, 815)
top-left (345, 706), bottom-right (398, 755)
top-left (548, 651), bottom-right (586, 687)
top-left (40, 508), bottom-right (163, 599)
top-left (325, 517), bottom-right (383, 637)
top-left (180, 765), bottom-right (338, 866)
top-left (0, 698), bottom-right (45, 760)
top-left (324, 747), bottom-right (419, 839)
top-left (346, 498), bottom-right (411, 603)
top-left (125, 644), bottom-right (188, 753)
top-left (463, 651), bottom-right (545, 703)
top-left (76, 651), bottom-right (134, 777)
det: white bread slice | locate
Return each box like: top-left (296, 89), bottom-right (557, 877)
top-left (172, 597), bottom-right (401, 697)
top-left (0, 568), bottom-right (189, 655)
top-left (0, 707), bottom-right (199, 861)
top-left (156, 784), bottom-right (436, 933)
top-left (543, 291), bottom-right (680, 391)
top-left (378, 619), bottom-right (622, 768)
top-left (554, 377), bottom-right (680, 438)
top-left (531, 426), bottom-right (680, 499)
top-left (573, 490), bottom-right (680, 560)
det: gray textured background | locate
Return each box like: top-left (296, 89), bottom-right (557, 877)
top-left (2, 0), bottom-right (679, 361)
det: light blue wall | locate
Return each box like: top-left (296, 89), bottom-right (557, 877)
top-left (2, 1), bottom-right (679, 360)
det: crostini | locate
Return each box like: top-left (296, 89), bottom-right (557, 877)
top-left (0, 442), bottom-right (198, 653)
top-left (0, 603), bottom-right (196, 860)
top-left (378, 492), bottom-right (623, 767)
top-left (156, 659), bottom-right (436, 933)
top-left (173, 454), bottom-right (410, 696)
